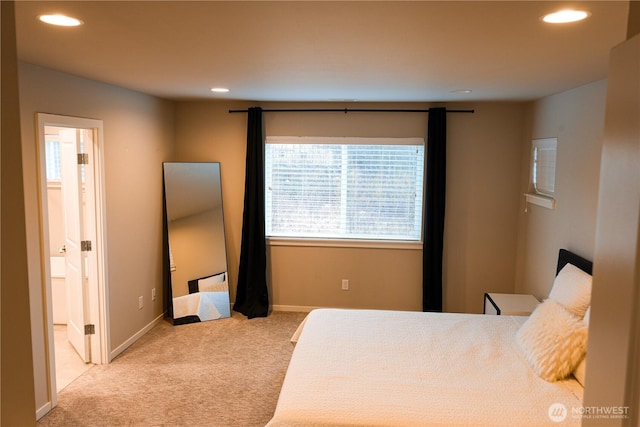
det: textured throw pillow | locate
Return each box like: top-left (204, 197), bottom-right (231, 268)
top-left (517, 299), bottom-right (588, 382)
top-left (549, 263), bottom-right (592, 318)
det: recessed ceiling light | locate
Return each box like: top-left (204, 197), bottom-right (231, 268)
top-left (542, 10), bottom-right (591, 24)
top-left (211, 88), bottom-right (230, 93)
top-left (38, 14), bottom-right (84, 27)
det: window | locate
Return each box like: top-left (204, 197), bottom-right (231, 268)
top-left (45, 138), bottom-right (62, 181)
top-left (265, 136), bottom-right (424, 242)
top-left (526, 137), bottom-right (557, 209)
top-left (531, 137), bottom-right (557, 196)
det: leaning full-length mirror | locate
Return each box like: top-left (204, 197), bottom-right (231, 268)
top-left (163, 162), bottom-right (230, 325)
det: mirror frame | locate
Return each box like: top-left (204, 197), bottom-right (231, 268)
top-left (162, 162), bottom-right (229, 325)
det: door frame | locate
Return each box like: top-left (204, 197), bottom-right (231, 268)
top-left (36, 113), bottom-right (110, 407)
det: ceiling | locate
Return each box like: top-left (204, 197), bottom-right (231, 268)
top-left (15, 1), bottom-right (629, 103)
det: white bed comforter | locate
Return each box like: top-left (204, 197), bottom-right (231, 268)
top-left (267, 309), bottom-right (583, 427)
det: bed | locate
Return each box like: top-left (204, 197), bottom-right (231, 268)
top-left (173, 271), bottom-right (231, 324)
top-left (267, 249), bottom-right (593, 426)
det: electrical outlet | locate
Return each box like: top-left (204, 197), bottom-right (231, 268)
top-left (342, 279), bottom-right (349, 291)
top-left (138, 296), bottom-right (144, 310)
top-left (152, 288), bottom-right (156, 301)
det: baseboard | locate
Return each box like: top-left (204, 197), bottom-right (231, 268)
top-left (36, 401), bottom-right (52, 420)
top-left (271, 304), bottom-right (321, 313)
top-left (110, 312), bottom-right (166, 361)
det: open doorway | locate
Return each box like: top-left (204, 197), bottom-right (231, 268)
top-left (36, 114), bottom-right (109, 408)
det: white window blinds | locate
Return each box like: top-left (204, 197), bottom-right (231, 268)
top-left (265, 136), bottom-right (424, 241)
top-left (45, 139), bottom-right (62, 181)
top-left (532, 138), bottom-right (557, 196)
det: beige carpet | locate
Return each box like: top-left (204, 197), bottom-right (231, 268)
top-left (37, 311), bottom-right (308, 427)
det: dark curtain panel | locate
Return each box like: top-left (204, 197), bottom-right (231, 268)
top-left (423, 107), bottom-right (447, 312)
top-left (233, 107), bottom-right (270, 318)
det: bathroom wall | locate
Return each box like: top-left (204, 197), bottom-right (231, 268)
top-left (46, 185), bottom-right (67, 323)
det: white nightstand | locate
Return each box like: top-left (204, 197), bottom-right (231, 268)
top-left (484, 293), bottom-right (540, 316)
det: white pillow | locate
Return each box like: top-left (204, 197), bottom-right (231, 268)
top-left (209, 272), bottom-right (227, 283)
top-left (549, 263), bottom-right (592, 318)
top-left (198, 272), bottom-right (228, 292)
top-left (516, 299), bottom-right (588, 382)
top-left (573, 306), bottom-right (591, 386)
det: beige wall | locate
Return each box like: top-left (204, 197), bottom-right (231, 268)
top-left (583, 32), bottom-right (640, 426)
top-left (175, 101), bottom-right (525, 313)
top-left (514, 80), bottom-right (607, 299)
top-left (18, 62), bottom-right (174, 414)
top-left (1, 2), bottom-right (37, 425)
top-left (444, 103), bottom-right (525, 312)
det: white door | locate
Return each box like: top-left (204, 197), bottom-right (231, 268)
top-left (59, 128), bottom-right (90, 363)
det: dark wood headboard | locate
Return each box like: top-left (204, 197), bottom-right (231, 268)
top-left (556, 249), bottom-right (593, 276)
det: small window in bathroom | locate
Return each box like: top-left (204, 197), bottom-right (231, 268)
top-left (45, 138), bottom-right (62, 182)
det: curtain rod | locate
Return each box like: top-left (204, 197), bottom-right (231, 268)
top-left (228, 108), bottom-right (474, 114)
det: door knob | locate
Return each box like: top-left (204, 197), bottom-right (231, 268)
top-left (59, 245), bottom-right (66, 254)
